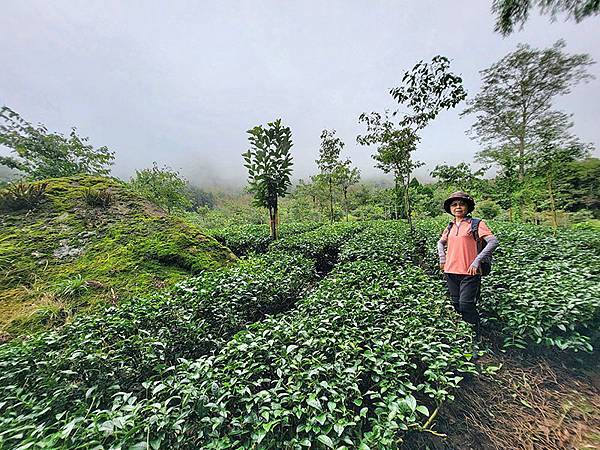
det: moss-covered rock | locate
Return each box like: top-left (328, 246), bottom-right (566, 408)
top-left (0, 175), bottom-right (236, 339)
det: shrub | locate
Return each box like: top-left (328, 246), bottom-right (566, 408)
top-left (44, 262), bottom-right (474, 449)
top-left (474, 199), bottom-right (501, 219)
top-left (207, 222), bottom-right (324, 256)
top-left (271, 221), bottom-right (366, 273)
top-left (0, 180), bottom-right (47, 211)
top-left (83, 187), bottom-right (113, 208)
top-left (480, 223), bottom-right (600, 352)
top-left (0, 252), bottom-right (315, 449)
top-left (339, 220), bottom-right (415, 265)
top-left (55, 274), bottom-right (89, 298)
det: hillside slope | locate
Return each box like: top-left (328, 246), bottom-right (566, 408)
top-left (0, 175), bottom-right (236, 339)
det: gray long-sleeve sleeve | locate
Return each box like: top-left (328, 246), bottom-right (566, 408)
top-left (437, 238), bottom-right (447, 264)
top-left (470, 235), bottom-right (499, 269)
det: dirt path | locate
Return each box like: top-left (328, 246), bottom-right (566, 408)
top-left (406, 350), bottom-right (600, 449)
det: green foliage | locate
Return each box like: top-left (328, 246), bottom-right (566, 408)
top-left (358, 55), bottom-right (465, 229)
top-left (474, 199), bottom-right (502, 220)
top-left (55, 274), bottom-right (89, 298)
top-left (430, 162), bottom-right (488, 194)
top-left (185, 184), bottom-right (215, 210)
top-left (316, 129), bottom-right (347, 223)
top-left (564, 157), bottom-right (600, 214)
top-left (571, 219), bottom-right (600, 231)
top-left (207, 222), bottom-right (324, 256)
top-left (338, 220), bottom-right (416, 265)
top-left (482, 223), bottom-right (600, 351)
top-left (0, 252), bottom-right (315, 449)
top-left (418, 219), bottom-right (600, 352)
top-left (136, 262), bottom-right (474, 449)
top-left (462, 40), bottom-right (594, 184)
top-left (1, 218), bottom-right (598, 448)
top-left (357, 113), bottom-right (422, 223)
top-left (271, 221), bottom-right (366, 273)
top-left (0, 107), bottom-right (114, 180)
top-left (336, 161), bottom-right (361, 221)
top-left (0, 180), bottom-right (48, 211)
top-left (0, 175), bottom-right (236, 338)
top-left (390, 55), bottom-right (467, 130)
top-left (130, 162), bottom-right (191, 213)
top-left (492, 0), bottom-right (600, 35)
top-left (243, 119), bottom-right (294, 239)
top-left (82, 187), bottom-right (113, 208)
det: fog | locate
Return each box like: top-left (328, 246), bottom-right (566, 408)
top-left (1, 1), bottom-right (599, 188)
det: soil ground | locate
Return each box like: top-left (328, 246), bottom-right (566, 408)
top-left (406, 346), bottom-right (600, 450)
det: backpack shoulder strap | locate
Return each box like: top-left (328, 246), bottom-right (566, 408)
top-left (470, 217), bottom-right (481, 241)
top-left (446, 221), bottom-right (453, 235)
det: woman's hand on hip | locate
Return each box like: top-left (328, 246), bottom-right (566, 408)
top-left (467, 264), bottom-right (479, 275)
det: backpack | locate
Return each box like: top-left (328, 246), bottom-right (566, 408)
top-left (446, 217), bottom-right (492, 276)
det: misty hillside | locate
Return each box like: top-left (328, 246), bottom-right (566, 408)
top-left (0, 175), bottom-right (236, 340)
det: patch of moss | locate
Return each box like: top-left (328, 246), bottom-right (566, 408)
top-left (0, 175), bottom-right (237, 339)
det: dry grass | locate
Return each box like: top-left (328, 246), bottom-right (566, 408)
top-left (406, 351), bottom-right (600, 449)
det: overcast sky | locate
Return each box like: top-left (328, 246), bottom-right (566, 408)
top-left (1, 1), bottom-right (599, 187)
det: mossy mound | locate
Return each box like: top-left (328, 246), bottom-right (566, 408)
top-left (0, 175), bottom-right (236, 340)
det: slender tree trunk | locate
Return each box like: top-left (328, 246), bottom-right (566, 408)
top-left (269, 206), bottom-right (276, 240)
top-left (547, 172), bottom-right (558, 235)
top-left (394, 177), bottom-right (400, 220)
top-left (269, 197), bottom-right (279, 240)
top-left (405, 173), bottom-right (414, 233)
top-left (329, 177), bottom-right (334, 223)
top-left (276, 204), bottom-right (280, 237)
top-left (517, 110), bottom-right (526, 221)
top-left (343, 187), bottom-right (349, 221)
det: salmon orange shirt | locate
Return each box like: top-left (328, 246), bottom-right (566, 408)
top-left (440, 218), bottom-right (493, 275)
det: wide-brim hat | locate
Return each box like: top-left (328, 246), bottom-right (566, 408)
top-left (443, 191), bottom-right (475, 214)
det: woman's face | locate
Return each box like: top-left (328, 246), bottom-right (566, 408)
top-left (450, 199), bottom-right (467, 217)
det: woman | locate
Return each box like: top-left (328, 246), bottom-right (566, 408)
top-left (437, 192), bottom-right (499, 334)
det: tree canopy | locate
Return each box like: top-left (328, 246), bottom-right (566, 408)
top-left (0, 107), bottom-right (114, 180)
top-left (243, 119), bottom-right (294, 239)
top-left (492, 0), bottom-right (600, 35)
top-left (462, 40), bottom-right (594, 183)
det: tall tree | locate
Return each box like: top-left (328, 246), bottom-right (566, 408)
top-left (566, 157), bottom-right (600, 213)
top-left (243, 119), bottom-right (293, 239)
top-left (357, 112), bottom-right (422, 228)
top-left (386, 55), bottom-right (466, 229)
top-left (529, 121), bottom-right (591, 230)
top-left (0, 107), bottom-right (114, 180)
top-left (462, 40), bottom-right (594, 184)
top-left (492, 0), bottom-right (600, 35)
top-left (335, 159), bottom-right (360, 221)
top-left (316, 129), bottom-right (344, 223)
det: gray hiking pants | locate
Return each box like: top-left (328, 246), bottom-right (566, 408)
top-left (444, 273), bottom-right (481, 326)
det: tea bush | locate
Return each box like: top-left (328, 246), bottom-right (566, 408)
top-left (416, 219), bottom-right (600, 352)
top-left (481, 223), bottom-right (600, 351)
top-left (16, 262), bottom-right (473, 449)
top-left (0, 252), bottom-right (314, 449)
top-left (271, 221), bottom-right (366, 273)
top-left (338, 220), bottom-right (415, 265)
top-left (1, 218), bottom-right (597, 449)
top-left (207, 222), bottom-right (324, 256)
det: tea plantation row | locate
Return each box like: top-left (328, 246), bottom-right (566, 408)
top-left (0, 222), bottom-right (371, 448)
top-left (1, 220), bottom-right (597, 449)
top-left (415, 220), bottom-right (600, 352)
